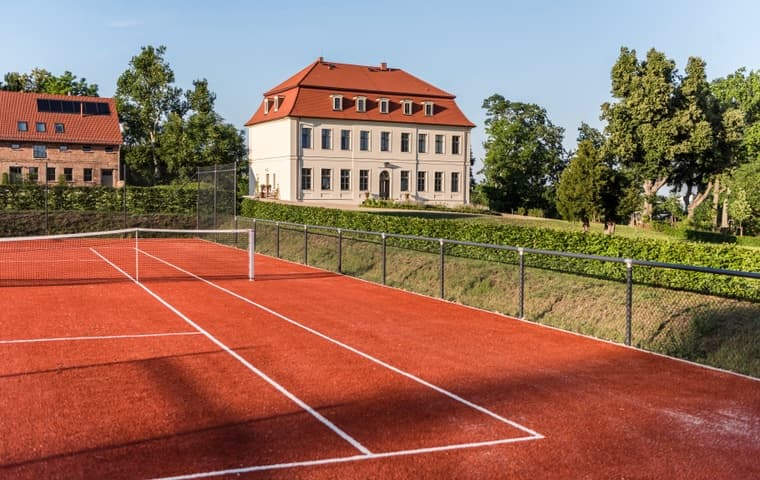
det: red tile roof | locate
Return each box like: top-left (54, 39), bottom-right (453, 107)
top-left (246, 59), bottom-right (474, 128)
top-left (0, 91), bottom-right (122, 145)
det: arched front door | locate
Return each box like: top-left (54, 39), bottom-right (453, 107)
top-left (379, 171), bottom-right (390, 200)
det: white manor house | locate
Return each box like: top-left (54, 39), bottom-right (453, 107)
top-left (245, 58), bottom-right (474, 206)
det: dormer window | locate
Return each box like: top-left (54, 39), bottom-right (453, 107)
top-left (355, 96), bottom-right (367, 112)
top-left (424, 102), bottom-right (434, 116)
top-left (402, 100), bottom-right (413, 116)
top-left (379, 98), bottom-right (389, 114)
top-left (263, 98), bottom-right (270, 114)
top-left (332, 95), bottom-right (343, 111)
top-left (273, 96), bottom-right (280, 112)
top-left (17, 121), bottom-right (28, 132)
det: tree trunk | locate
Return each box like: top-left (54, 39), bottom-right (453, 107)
top-left (582, 217), bottom-right (590, 232)
top-left (682, 183), bottom-right (693, 212)
top-left (721, 198), bottom-right (729, 230)
top-left (686, 181), bottom-right (713, 220)
top-left (711, 176), bottom-right (721, 229)
top-left (642, 177), bottom-right (668, 221)
top-left (604, 221), bottom-right (616, 235)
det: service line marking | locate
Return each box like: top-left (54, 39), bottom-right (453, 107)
top-left (90, 247), bottom-right (372, 456)
top-left (0, 331), bottom-right (201, 345)
top-left (151, 435), bottom-right (539, 480)
top-left (138, 248), bottom-right (544, 439)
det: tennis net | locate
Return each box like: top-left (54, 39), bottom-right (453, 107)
top-left (0, 228), bottom-right (254, 287)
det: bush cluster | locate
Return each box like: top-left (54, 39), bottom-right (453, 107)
top-left (240, 199), bottom-right (760, 300)
top-left (0, 184), bottom-right (197, 214)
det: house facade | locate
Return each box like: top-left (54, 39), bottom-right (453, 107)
top-left (0, 91), bottom-right (122, 187)
top-left (245, 58), bottom-right (474, 206)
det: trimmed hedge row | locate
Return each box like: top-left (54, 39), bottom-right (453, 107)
top-left (240, 199), bottom-right (760, 300)
top-left (0, 184), bottom-right (197, 214)
top-left (0, 211), bottom-right (196, 237)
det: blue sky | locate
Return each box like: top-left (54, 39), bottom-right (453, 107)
top-left (2, 0), bottom-right (758, 172)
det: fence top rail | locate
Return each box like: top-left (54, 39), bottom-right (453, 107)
top-left (243, 217), bottom-right (760, 280)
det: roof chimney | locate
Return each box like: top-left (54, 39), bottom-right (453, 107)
top-left (318, 56), bottom-right (324, 63)
top-left (380, 62), bottom-right (388, 71)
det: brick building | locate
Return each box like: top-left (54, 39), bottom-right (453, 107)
top-left (0, 91), bottom-right (122, 187)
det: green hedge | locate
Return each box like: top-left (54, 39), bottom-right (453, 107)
top-left (240, 199), bottom-right (760, 300)
top-left (0, 184), bottom-right (197, 214)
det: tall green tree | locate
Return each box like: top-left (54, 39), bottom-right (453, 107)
top-left (556, 141), bottom-right (610, 230)
top-left (480, 94), bottom-right (566, 213)
top-left (601, 47), bottom-right (679, 220)
top-left (116, 45), bottom-right (185, 183)
top-left (160, 79), bottom-right (246, 180)
top-left (670, 57), bottom-right (725, 219)
top-left (1, 68), bottom-right (98, 96)
top-left (711, 68), bottom-right (760, 162)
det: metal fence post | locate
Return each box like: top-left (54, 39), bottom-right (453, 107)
top-left (276, 221), bottom-right (280, 258)
top-left (439, 239), bottom-right (445, 299)
top-left (518, 247), bottom-right (525, 319)
top-left (337, 228), bottom-right (342, 274)
top-left (304, 225), bottom-right (308, 265)
top-left (625, 259), bottom-right (633, 346)
top-left (381, 233), bottom-right (387, 285)
top-left (135, 229), bottom-right (140, 283)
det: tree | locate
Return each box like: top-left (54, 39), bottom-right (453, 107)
top-left (726, 157), bottom-right (760, 234)
top-left (576, 122), bottom-right (606, 150)
top-left (711, 68), bottom-right (760, 162)
top-left (601, 47), bottom-right (679, 221)
top-left (2, 68), bottom-right (98, 96)
top-left (729, 188), bottom-right (752, 236)
top-left (116, 45), bottom-right (185, 183)
top-left (669, 57), bottom-right (726, 220)
top-left (160, 79), bottom-right (246, 181)
top-left (480, 94), bottom-right (566, 213)
top-left (556, 141), bottom-right (610, 231)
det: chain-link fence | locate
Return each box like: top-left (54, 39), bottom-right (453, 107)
top-left (237, 216), bottom-right (760, 378)
top-left (197, 162), bottom-right (238, 229)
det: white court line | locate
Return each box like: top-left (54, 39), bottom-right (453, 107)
top-left (151, 435), bottom-right (538, 480)
top-left (138, 249), bottom-right (543, 439)
top-left (0, 331), bottom-right (202, 345)
top-left (89, 247), bottom-right (372, 456)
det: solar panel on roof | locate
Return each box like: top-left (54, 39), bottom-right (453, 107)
top-left (36, 98), bottom-right (110, 115)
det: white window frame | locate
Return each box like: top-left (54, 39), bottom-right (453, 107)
top-left (321, 128), bottom-right (332, 150)
top-left (424, 102), bottom-right (434, 116)
top-left (273, 96), bottom-right (280, 112)
top-left (452, 135), bottom-right (461, 155)
top-left (418, 133), bottom-right (427, 153)
top-left (380, 131), bottom-right (391, 152)
top-left (400, 132), bottom-right (411, 153)
top-left (301, 126), bottom-right (312, 149)
top-left (379, 98), bottom-right (389, 114)
top-left (263, 98), bottom-right (270, 114)
top-left (402, 100), bottom-right (413, 115)
top-left (332, 95), bottom-right (343, 111)
top-left (360, 130), bottom-right (371, 151)
top-left (435, 134), bottom-right (445, 154)
top-left (321, 168), bottom-right (332, 190)
top-left (356, 96), bottom-right (367, 112)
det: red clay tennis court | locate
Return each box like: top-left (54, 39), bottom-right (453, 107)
top-left (1, 228), bottom-right (758, 479)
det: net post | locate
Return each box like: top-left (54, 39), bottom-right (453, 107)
top-left (337, 228), bottom-right (342, 274)
top-left (135, 229), bottom-right (140, 283)
top-left (518, 247), bottom-right (525, 319)
top-left (381, 233), bottom-right (387, 285)
top-left (44, 163), bottom-right (49, 235)
top-left (249, 228), bottom-right (255, 281)
top-left (625, 259), bottom-right (633, 346)
top-left (439, 238), bottom-right (445, 299)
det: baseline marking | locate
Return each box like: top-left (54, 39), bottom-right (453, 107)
top-left (151, 435), bottom-right (538, 480)
top-left (138, 248), bottom-right (543, 439)
top-left (89, 247), bottom-right (372, 456)
top-left (0, 332), bottom-right (202, 345)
